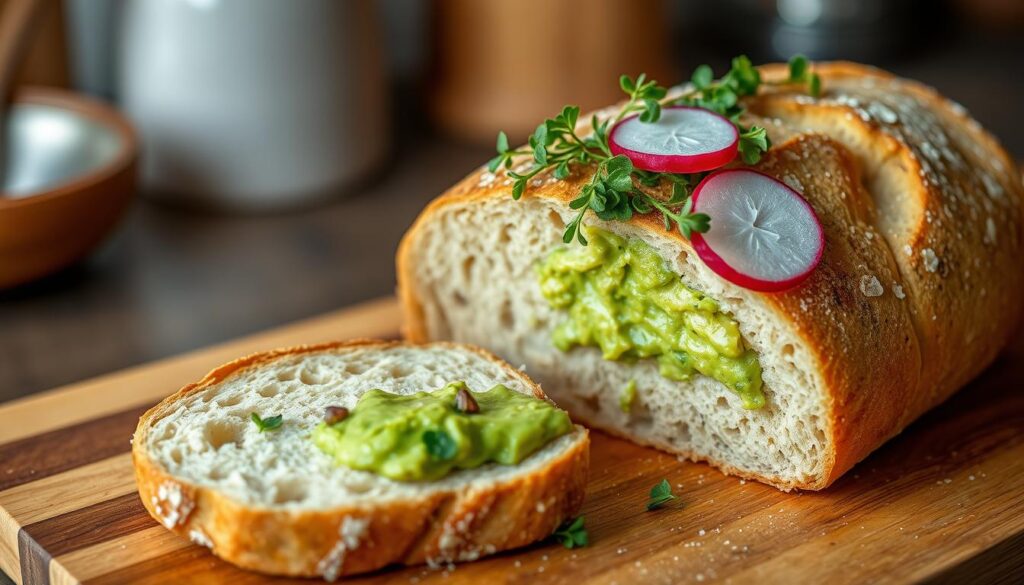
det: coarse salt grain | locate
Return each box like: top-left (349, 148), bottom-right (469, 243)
top-left (782, 175), bottom-right (804, 192)
top-left (984, 217), bottom-right (997, 245)
top-left (860, 275), bottom-right (884, 297)
top-left (921, 248), bottom-right (939, 272)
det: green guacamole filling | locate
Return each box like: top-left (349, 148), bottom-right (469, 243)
top-left (536, 227), bottom-right (765, 409)
top-left (312, 382), bottom-right (573, 482)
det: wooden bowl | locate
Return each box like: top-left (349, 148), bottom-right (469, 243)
top-left (0, 87), bottom-right (136, 289)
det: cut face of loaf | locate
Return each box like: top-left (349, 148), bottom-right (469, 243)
top-left (398, 62), bottom-right (1023, 491)
top-left (401, 196), bottom-right (833, 489)
top-left (132, 341), bottom-right (589, 578)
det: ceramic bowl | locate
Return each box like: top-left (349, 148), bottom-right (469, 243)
top-left (0, 87), bottom-right (136, 289)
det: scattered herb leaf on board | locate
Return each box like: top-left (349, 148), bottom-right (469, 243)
top-left (553, 515), bottom-right (589, 549)
top-left (646, 478), bottom-right (678, 511)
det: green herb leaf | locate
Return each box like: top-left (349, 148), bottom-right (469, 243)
top-left (562, 223), bottom-right (577, 244)
top-left (495, 131), bottom-right (509, 154)
top-left (533, 123), bottom-right (549, 147)
top-left (512, 177), bottom-right (526, 200)
top-left (639, 98), bottom-right (661, 123)
top-left (553, 516), bottom-right (588, 549)
top-left (725, 55), bottom-right (760, 96)
top-left (678, 212), bottom-right (711, 238)
top-left (250, 412), bottom-right (283, 433)
top-left (486, 155), bottom-right (502, 173)
top-left (619, 74), bottom-right (636, 94)
top-left (692, 64), bottom-right (713, 90)
top-left (809, 73), bottom-right (822, 98)
top-left (534, 142), bottom-right (548, 165)
top-left (788, 54), bottom-right (808, 82)
top-left (785, 54), bottom-right (822, 97)
top-left (561, 105), bottom-right (580, 131)
top-left (647, 478), bottom-right (678, 511)
top-left (606, 170), bottom-right (634, 193)
top-left (423, 429), bottom-right (458, 461)
top-left (605, 154), bottom-right (633, 175)
top-left (738, 125), bottom-right (771, 165)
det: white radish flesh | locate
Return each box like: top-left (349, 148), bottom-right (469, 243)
top-left (609, 106), bottom-right (738, 173)
top-left (690, 169), bottom-right (824, 292)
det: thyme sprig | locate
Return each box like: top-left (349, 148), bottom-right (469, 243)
top-left (490, 55), bottom-right (820, 246)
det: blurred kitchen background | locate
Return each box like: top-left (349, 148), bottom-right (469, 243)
top-left (1, 0), bottom-right (1022, 412)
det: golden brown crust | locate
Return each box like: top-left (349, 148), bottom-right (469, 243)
top-left (132, 339), bottom-right (589, 578)
top-left (396, 62), bottom-right (1024, 490)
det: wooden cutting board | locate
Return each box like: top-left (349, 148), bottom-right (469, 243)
top-left (1, 296), bottom-right (1023, 585)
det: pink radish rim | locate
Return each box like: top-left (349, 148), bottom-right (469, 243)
top-left (690, 169), bottom-right (825, 293)
top-left (609, 106), bottom-right (739, 173)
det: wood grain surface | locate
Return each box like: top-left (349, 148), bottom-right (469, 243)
top-left (1, 297), bottom-right (1023, 584)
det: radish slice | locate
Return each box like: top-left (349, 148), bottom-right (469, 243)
top-left (609, 106), bottom-right (738, 173)
top-left (690, 169), bottom-right (824, 292)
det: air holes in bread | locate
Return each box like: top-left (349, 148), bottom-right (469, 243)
top-left (547, 210), bottom-right (565, 230)
top-left (273, 479), bottom-right (308, 504)
top-left (500, 301), bottom-right (515, 329)
top-left (300, 367), bottom-right (324, 385)
top-left (671, 421), bottom-right (692, 444)
top-left (461, 256), bottom-right (476, 281)
top-left (344, 480), bottom-right (374, 495)
top-left (205, 420), bottom-right (243, 450)
top-left (216, 395), bottom-right (242, 408)
top-left (580, 393), bottom-right (602, 414)
top-left (345, 362), bottom-right (369, 376)
top-left (258, 385), bottom-right (280, 398)
top-left (159, 424), bottom-right (178, 441)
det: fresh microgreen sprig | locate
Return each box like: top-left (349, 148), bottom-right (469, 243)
top-left (250, 412), bottom-right (283, 433)
top-left (786, 54), bottom-right (822, 98)
top-left (493, 96), bottom-right (709, 246)
top-left (646, 478), bottom-right (678, 511)
top-left (553, 515), bottom-right (589, 549)
top-left (491, 55), bottom-right (822, 246)
top-left (616, 73), bottom-right (668, 124)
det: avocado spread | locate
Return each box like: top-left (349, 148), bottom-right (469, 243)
top-left (537, 227), bottom-right (765, 409)
top-left (312, 382), bottom-right (573, 481)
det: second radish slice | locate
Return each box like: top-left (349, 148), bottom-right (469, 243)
top-left (609, 106), bottom-right (738, 173)
top-left (690, 169), bottom-right (824, 292)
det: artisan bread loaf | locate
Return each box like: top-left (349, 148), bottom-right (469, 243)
top-left (397, 62), bottom-right (1023, 491)
top-left (132, 340), bottom-right (589, 579)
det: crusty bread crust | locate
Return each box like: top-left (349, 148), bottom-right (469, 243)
top-left (397, 62), bottom-right (1024, 490)
top-left (132, 339), bottom-right (590, 578)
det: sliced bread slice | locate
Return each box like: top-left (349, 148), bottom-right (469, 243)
top-left (132, 340), bottom-right (589, 579)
